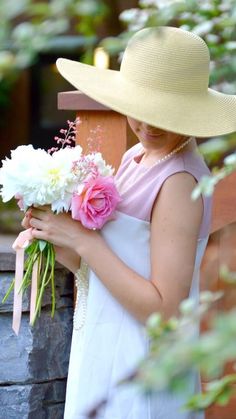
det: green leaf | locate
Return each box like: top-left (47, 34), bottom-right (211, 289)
top-left (25, 240), bottom-right (37, 255)
top-left (1, 277), bottom-right (15, 303)
top-left (217, 387), bottom-right (233, 405)
top-left (27, 2), bottom-right (50, 17)
top-left (39, 240), bottom-right (47, 252)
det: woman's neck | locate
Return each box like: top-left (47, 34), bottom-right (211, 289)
top-left (139, 137), bottom-right (196, 163)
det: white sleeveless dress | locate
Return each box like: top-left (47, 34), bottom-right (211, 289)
top-left (63, 139), bottom-right (212, 419)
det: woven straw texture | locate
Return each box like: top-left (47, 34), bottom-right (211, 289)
top-left (56, 26), bottom-right (236, 137)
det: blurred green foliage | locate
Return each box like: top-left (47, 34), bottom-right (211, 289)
top-left (1, 1), bottom-right (236, 412)
top-left (0, 0), bottom-right (108, 111)
top-left (192, 148), bottom-right (236, 199)
top-left (119, 289), bottom-right (236, 413)
top-left (0, 199), bottom-right (22, 233)
top-left (103, 0), bottom-right (236, 94)
top-left (0, 0), bottom-right (108, 228)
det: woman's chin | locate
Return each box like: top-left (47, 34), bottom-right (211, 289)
top-left (138, 131), bottom-right (164, 142)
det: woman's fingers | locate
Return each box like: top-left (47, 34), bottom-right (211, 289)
top-left (21, 216), bottom-right (30, 229)
top-left (31, 228), bottom-right (47, 240)
top-left (31, 208), bottom-right (49, 220)
top-left (29, 217), bottom-right (44, 230)
top-left (32, 205), bottom-right (50, 212)
top-left (22, 207), bottom-right (33, 229)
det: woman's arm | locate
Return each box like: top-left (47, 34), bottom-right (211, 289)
top-left (29, 173), bottom-right (203, 324)
top-left (53, 246), bottom-right (81, 273)
top-left (76, 172), bottom-right (203, 323)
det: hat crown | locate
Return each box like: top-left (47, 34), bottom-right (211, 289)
top-left (120, 27), bottom-right (210, 94)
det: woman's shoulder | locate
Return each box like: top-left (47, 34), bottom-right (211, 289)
top-left (158, 148), bottom-right (212, 239)
top-left (161, 146), bottom-right (211, 181)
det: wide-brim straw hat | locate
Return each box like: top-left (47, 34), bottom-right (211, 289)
top-left (56, 26), bottom-right (236, 138)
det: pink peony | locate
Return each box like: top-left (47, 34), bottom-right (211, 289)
top-left (71, 176), bottom-right (121, 229)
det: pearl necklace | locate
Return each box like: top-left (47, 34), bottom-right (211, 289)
top-left (73, 260), bottom-right (89, 331)
top-left (141, 136), bottom-right (193, 166)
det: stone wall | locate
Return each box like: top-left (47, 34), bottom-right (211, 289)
top-left (0, 250), bottom-right (74, 419)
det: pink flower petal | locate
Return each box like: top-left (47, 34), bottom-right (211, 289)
top-left (71, 176), bottom-right (121, 229)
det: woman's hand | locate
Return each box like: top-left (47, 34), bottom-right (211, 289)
top-left (22, 206), bottom-right (97, 273)
top-left (28, 205), bottom-right (96, 252)
top-left (21, 209), bottom-right (32, 230)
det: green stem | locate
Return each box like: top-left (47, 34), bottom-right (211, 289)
top-left (1, 241), bottom-right (39, 303)
top-left (42, 245), bottom-right (56, 318)
top-left (50, 245), bottom-right (56, 318)
top-left (37, 251), bottom-right (45, 318)
top-left (31, 247), bottom-right (51, 326)
top-left (18, 242), bottom-right (39, 294)
top-left (2, 240), bottom-right (57, 326)
top-left (1, 277), bottom-right (15, 303)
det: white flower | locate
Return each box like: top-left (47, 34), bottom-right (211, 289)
top-left (0, 145), bottom-right (81, 211)
top-left (224, 152), bottom-right (236, 166)
top-left (87, 152), bottom-right (114, 177)
top-left (140, 0), bottom-right (184, 9)
top-left (191, 175), bottom-right (217, 200)
top-left (53, 145), bottom-right (82, 166)
top-left (179, 298), bottom-right (197, 315)
top-left (29, 146), bottom-right (83, 211)
top-left (51, 193), bottom-right (72, 213)
top-left (119, 9), bottom-right (138, 23)
top-left (0, 143), bottom-right (115, 215)
top-left (0, 145), bottom-right (50, 204)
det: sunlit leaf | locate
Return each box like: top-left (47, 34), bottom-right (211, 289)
top-left (39, 240), bottom-right (47, 252)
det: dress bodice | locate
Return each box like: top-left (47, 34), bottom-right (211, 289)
top-left (115, 139), bottom-right (212, 239)
top-left (64, 141), bottom-right (211, 419)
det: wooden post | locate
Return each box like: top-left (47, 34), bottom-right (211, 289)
top-left (200, 172), bottom-right (236, 418)
top-left (58, 90), bottom-right (236, 418)
top-left (210, 171), bottom-right (236, 234)
top-left (58, 91), bottom-right (137, 170)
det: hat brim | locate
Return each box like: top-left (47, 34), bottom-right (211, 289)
top-left (56, 58), bottom-right (236, 138)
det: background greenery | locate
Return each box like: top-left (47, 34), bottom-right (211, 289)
top-left (0, 0), bottom-right (108, 113)
top-left (1, 0), bottom-right (236, 414)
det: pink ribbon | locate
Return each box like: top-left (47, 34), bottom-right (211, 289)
top-left (12, 228), bottom-right (37, 335)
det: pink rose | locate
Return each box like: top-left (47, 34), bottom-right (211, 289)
top-left (71, 176), bottom-right (121, 229)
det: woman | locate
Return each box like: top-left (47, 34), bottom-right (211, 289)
top-left (23, 26), bottom-right (236, 418)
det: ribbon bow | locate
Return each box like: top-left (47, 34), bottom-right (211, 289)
top-left (12, 228), bottom-right (38, 335)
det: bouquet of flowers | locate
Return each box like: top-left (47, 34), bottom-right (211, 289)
top-left (0, 119), bottom-right (121, 334)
